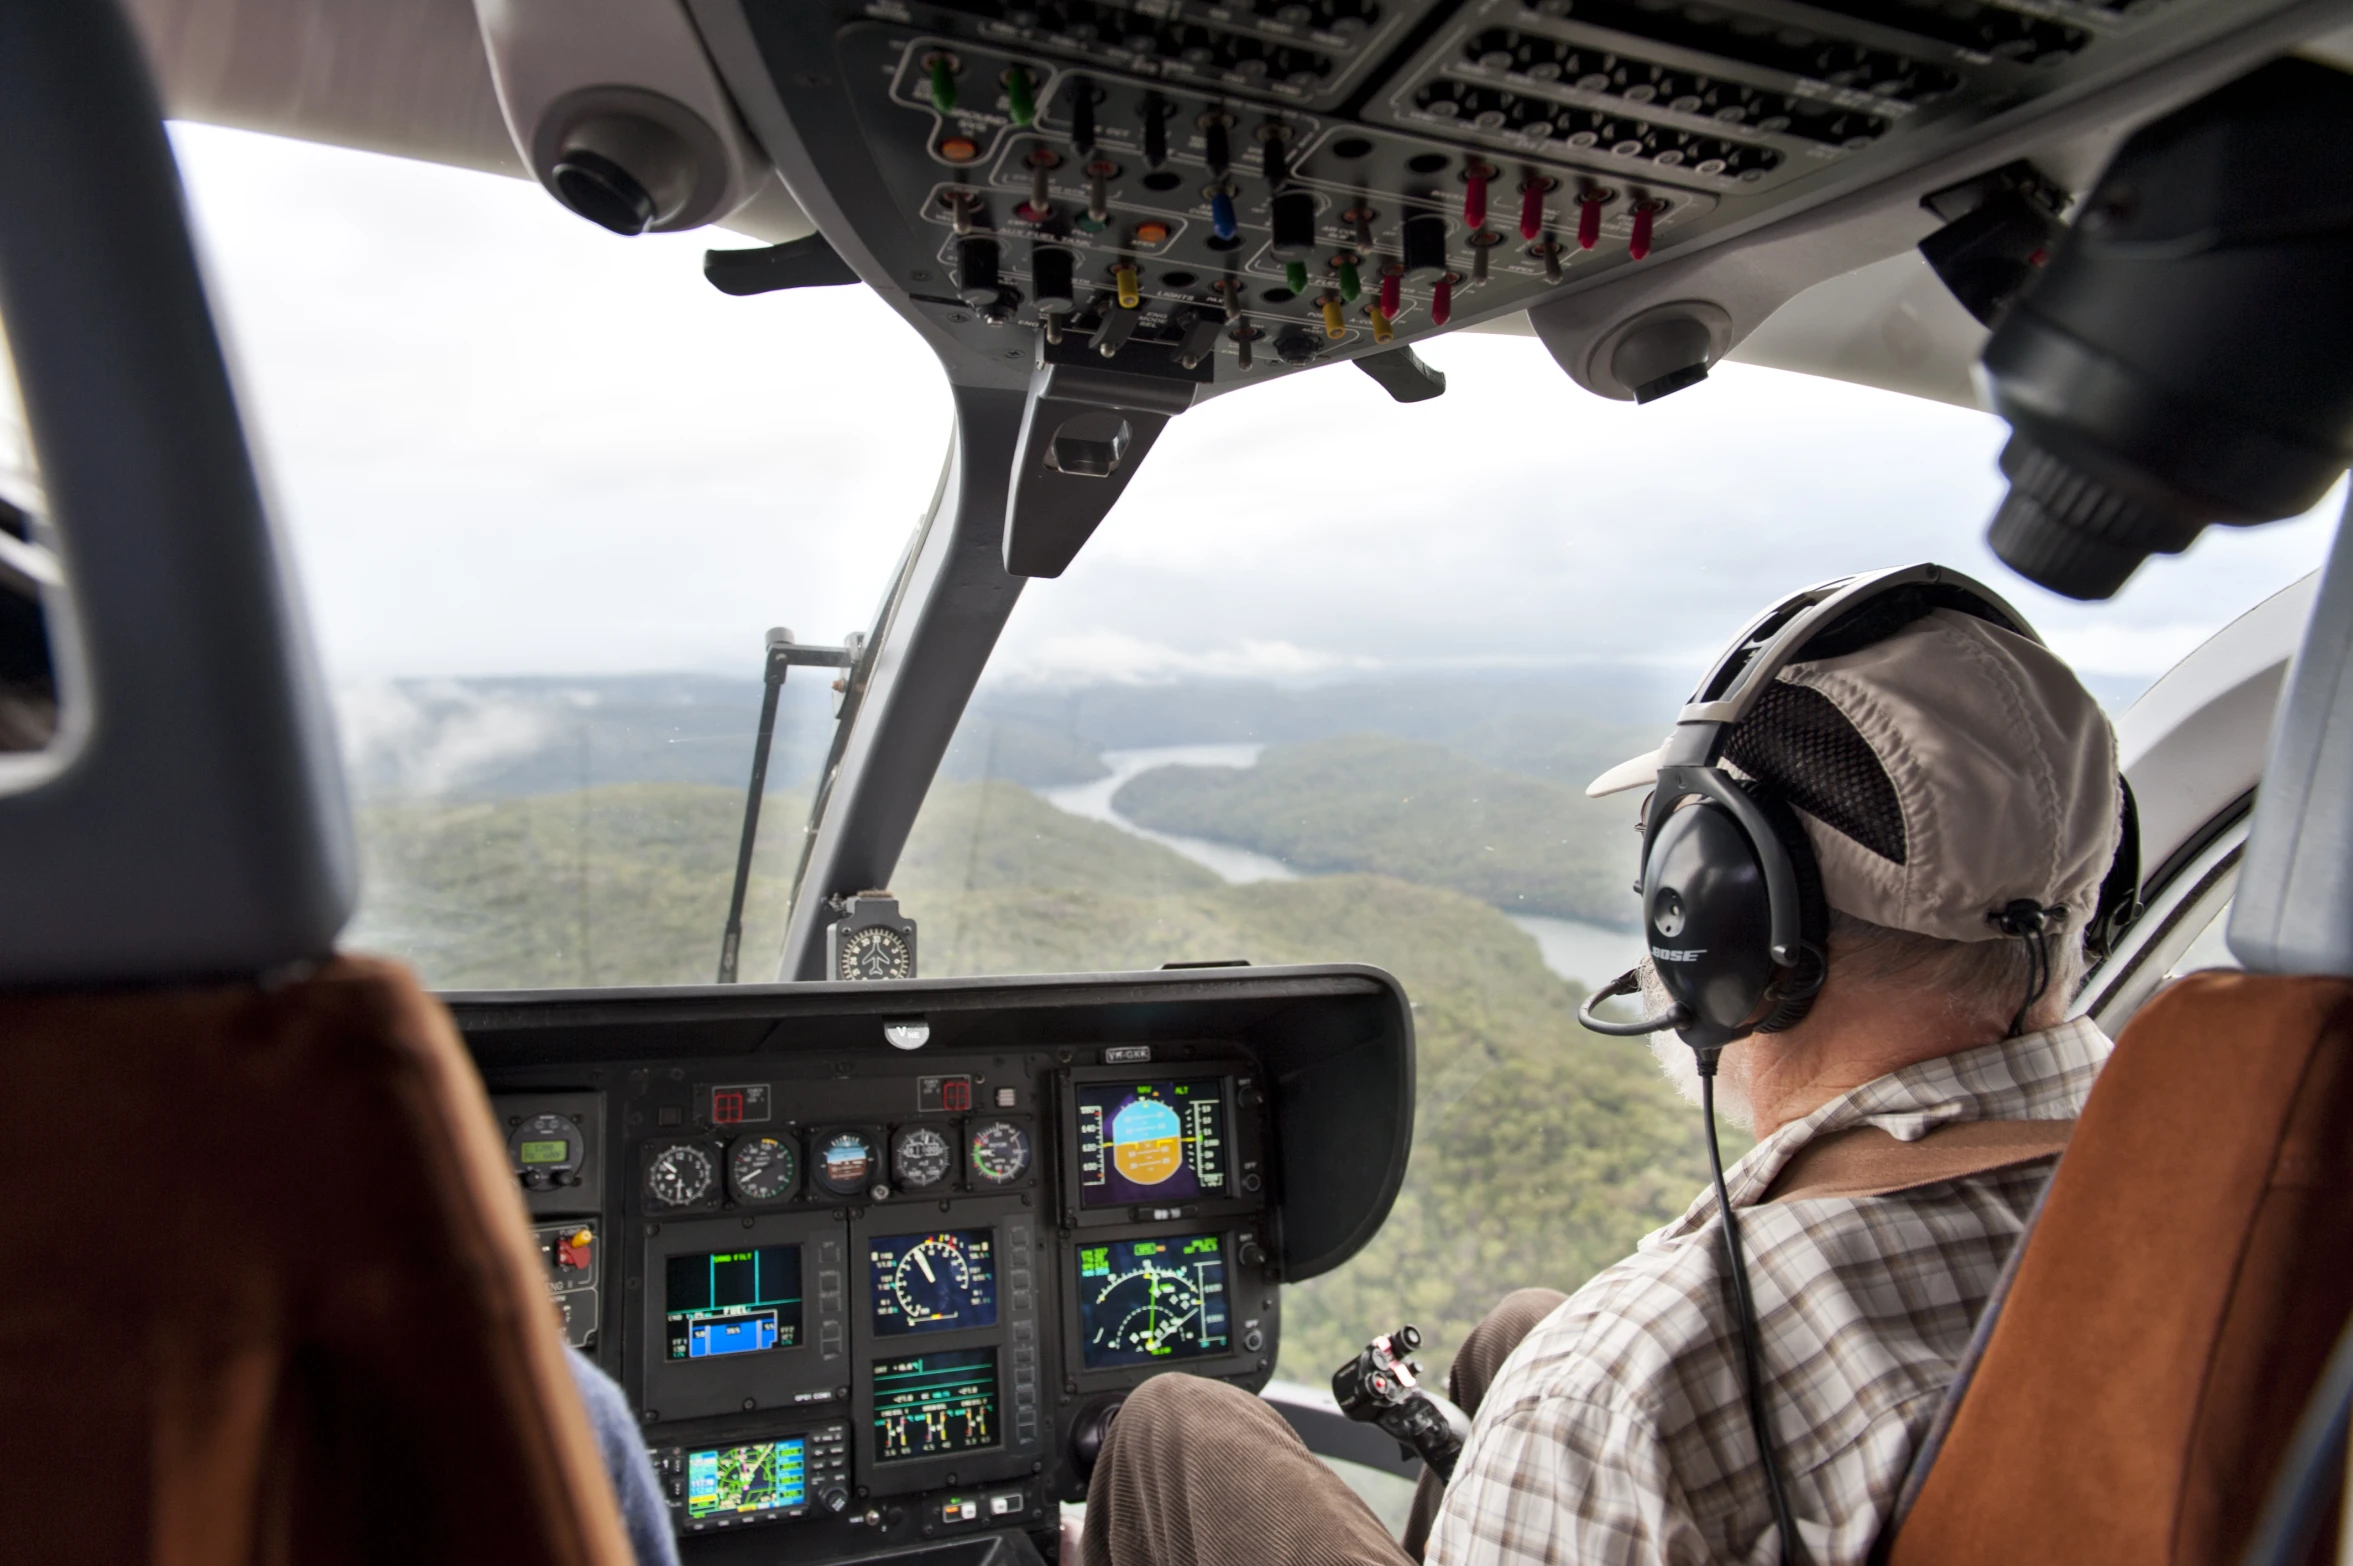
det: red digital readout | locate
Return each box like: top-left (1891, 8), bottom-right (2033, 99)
top-left (942, 1079), bottom-right (972, 1112)
top-left (712, 1090), bottom-right (745, 1125)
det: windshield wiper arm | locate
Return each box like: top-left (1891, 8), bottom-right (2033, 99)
top-left (718, 628), bottom-right (857, 984)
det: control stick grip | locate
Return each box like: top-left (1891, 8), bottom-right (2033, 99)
top-left (1331, 1324), bottom-right (1473, 1482)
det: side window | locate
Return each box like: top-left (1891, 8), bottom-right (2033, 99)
top-left (0, 323), bottom-right (70, 775)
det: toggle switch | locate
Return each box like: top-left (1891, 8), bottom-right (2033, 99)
top-left (1285, 259), bottom-right (1309, 294)
top-left (942, 187), bottom-right (975, 236)
top-left (1113, 261), bottom-right (1140, 310)
top-left (1084, 159), bottom-right (1115, 230)
top-left (1461, 161), bottom-right (1493, 232)
top-left (1519, 177), bottom-right (1554, 242)
top-left (1142, 93), bottom-right (1172, 169)
top-left (1070, 78), bottom-right (1099, 157)
top-left (1333, 255), bottom-right (1361, 303)
top-left (1630, 199), bottom-right (1661, 261)
top-left (1343, 204), bottom-right (1377, 252)
top-left (1577, 188), bottom-right (1609, 251)
top-left (1003, 65), bottom-right (1037, 129)
top-left (958, 235), bottom-right (1002, 306)
top-left (1021, 145), bottom-right (1059, 221)
top-left (1270, 190), bottom-right (1317, 255)
top-left (1431, 271), bottom-right (1458, 328)
top-left (1367, 304), bottom-right (1395, 344)
top-left (1319, 293), bottom-right (1346, 339)
top-left (1378, 264), bottom-right (1401, 318)
top-left (1257, 122), bottom-right (1293, 188)
top-left (1468, 228), bottom-right (1501, 284)
top-left (1534, 238), bottom-right (1563, 283)
top-left (1176, 307), bottom-right (1225, 369)
top-left (1033, 245), bottom-right (1076, 341)
top-left (1400, 212), bottom-right (1447, 277)
top-left (1209, 187), bottom-right (1239, 242)
top-left (926, 53), bottom-right (957, 116)
top-left (1200, 111), bottom-right (1233, 177)
top-left (1230, 322), bottom-right (1263, 370)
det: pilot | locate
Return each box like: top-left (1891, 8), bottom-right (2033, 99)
top-left (1077, 578), bottom-right (2122, 1566)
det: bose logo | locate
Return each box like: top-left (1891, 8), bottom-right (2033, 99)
top-left (1650, 947), bottom-right (1708, 963)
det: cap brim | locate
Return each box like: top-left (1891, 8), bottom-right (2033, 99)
top-left (1586, 747), bottom-right (1665, 798)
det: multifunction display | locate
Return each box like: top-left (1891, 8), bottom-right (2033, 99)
top-left (869, 1229), bottom-right (998, 1336)
top-left (1076, 1233), bottom-right (1232, 1369)
top-left (1075, 1080), bottom-right (1227, 1207)
top-left (665, 1245), bottom-right (804, 1360)
top-left (686, 1436), bottom-right (805, 1522)
top-left (873, 1347), bottom-right (999, 1462)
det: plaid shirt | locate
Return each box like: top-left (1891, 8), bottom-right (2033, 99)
top-left (1427, 1018), bottom-right (2111, 1566)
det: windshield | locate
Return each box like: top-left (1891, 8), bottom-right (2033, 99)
top-left (896, 334), bottom-right (2340, 1399)
top-left (176, 120), bottom-right (2339, 1414)
top-left (172, 125), bottom-right (949, 989)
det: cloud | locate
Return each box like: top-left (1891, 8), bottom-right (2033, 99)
top-left (336, 680), bottom-right (558, 796)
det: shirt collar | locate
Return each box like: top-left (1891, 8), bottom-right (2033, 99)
top-left (1649, 1015), bottom-right (2112, 1242)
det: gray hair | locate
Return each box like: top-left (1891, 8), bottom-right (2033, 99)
top-left (1826, 909), bottom-right (2087, 1035)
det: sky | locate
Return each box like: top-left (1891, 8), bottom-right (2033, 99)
top-left (163, 123), bottom-right (2342, 704)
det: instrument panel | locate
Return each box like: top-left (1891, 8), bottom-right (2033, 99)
top-left (460, 965), bottom-right (1412, 1563)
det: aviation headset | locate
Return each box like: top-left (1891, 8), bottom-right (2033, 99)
top-left (1578, 561), bottom-right (2142, 1055)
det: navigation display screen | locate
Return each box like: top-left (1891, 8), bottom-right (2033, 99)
top-left (665, 1245), bottom-right (804, 1360)
top-left (518, 1138), bottom-right (571, 1164)
top-left (1074, 1079), bottom-right (1228, 1208)
top-left (685, 1436), bottom-right (806, 1521)
top-left (869, 1229), bottom-right (998, 1337)
top-left (872, 1347), bottom-right (998, 1462)
top-left (1076, 1233), bottom-right (1232, 1369)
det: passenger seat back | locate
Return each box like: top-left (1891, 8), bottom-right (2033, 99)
top-left (1886, 971), bottom-right (2353, 1566)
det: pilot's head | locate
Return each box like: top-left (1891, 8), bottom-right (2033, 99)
top-left (1593, 593), bottom-right (2122, 1123)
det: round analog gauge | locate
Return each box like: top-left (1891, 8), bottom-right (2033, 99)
top-left (728, 1134), bottom-right (800, 1203)
top-left (839, 924), bottom-right (913, 981)
top-left (814, 1130), bottom-right (880, 1196)
top-left (645, 1143), bottom-right (715, 1208)
top-left (891, 1233), bottom-right (984, 1327)
top-left (968, 1120), bottom-right (1032, 1186)
top-left (892, 1124), bottom-right (955, 1191)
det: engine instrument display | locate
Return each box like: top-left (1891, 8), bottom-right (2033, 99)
top-left (665, 1245), bottom-right (805, 1360)
top-left (872, 1347), bottom-right (998, 1463)
top-left (868, 1229), bottom-right (997, 1336)
top-left (967, 1119), bottom-right (1031, 1186)
top-left (1074, 1080), bottom-right (1228, 1208)
top-left (728, 1134), bottom-right (799, 1203)
top-left (890, 1124), bottom-right (954, 1191)
top-left (686, 1436), bottom-right (806, 1522)
top-left (1076, 1234), bottom-right (1231, 1369)
top-left (813, 1130), bottom-right (879, 1197)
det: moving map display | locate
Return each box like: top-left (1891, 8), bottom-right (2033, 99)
top-left (665, 1244), bottom-right (804, 1360)
top-left (1076, 1233), bottom-right (1231, 1369)
top-left (869, 1229), bottom-right (998, 1336)
top-left (872, 1347), bottom-right (998, 1462)
top-left (685, 1437), bottom-right (806, 1522)
top-left (1074, 1079), bottom-right (1227, 1208)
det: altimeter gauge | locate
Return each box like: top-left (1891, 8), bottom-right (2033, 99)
top-left (967, 1120), bottom-right (1031, 1186)
top-left (891, 1124), bottom-right (954, 1190)
top-left (728, 1134), bottom-right (799, 1203)
top-left (645, 1143), bottom-right (716, 1209)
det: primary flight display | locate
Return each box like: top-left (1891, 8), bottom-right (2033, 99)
top-left (1074, 1079), bottom-right (1228, 1207)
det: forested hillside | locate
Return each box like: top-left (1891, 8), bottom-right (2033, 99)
top-left (348, 776), bottom-right (1714, 1386)
top-left (1115, 733), bottom-right (1647, 927)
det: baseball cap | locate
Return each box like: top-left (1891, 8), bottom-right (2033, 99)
top-left (1589, 606), bottom-right (2121, 944)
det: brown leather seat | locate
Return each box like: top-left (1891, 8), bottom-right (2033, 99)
top-left (1887, 971), bottom-right (2353, 1566)
top-left (0, 956), bottom-right (635, 1566)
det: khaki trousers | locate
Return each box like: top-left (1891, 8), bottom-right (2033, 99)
top-left (1081, 1289), bottom-right (1570, 1566)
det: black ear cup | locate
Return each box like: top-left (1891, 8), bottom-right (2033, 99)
top-left (1641, 799), bottom-right (1778, 1051)
top-left (1743, 783), bottom-right (1830, 1034)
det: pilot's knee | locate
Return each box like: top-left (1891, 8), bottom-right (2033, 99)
top-left (1114, 1372), bottom-right (1252, 1437)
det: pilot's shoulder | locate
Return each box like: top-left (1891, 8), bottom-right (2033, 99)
top-left (1479, 1233), bottom-right (1739, 1427)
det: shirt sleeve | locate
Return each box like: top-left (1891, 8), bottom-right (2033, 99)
top-left (1427, 1396), bottom-right (1715, 1566)
top-left (566, 1347), bottom-right (683, 1566)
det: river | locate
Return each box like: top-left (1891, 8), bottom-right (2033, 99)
top-left (1036, 744), bottom-right (1640, 991)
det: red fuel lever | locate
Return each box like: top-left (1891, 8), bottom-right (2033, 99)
top-left (1463, 165), bottom-right (1490, 232)
top-left (1630, 200), bottom-right (1660, 261)
top-left (1577, 190), bottom-right (1606, 251)
top-left (1518, 178), bottom-right (1549, 242)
